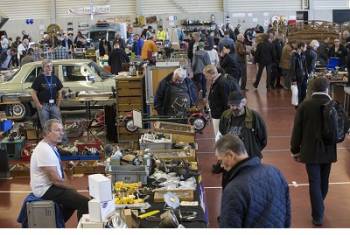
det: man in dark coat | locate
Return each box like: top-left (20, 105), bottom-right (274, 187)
top-left (220, 44), bottom-right (241, 82)
top-left (187, 32), bottom-right (201, 63)
top-left (203, 64), bottom-right (240, 137)
top-left (290, 42), bottom-right (308, 105)
top-left (253, 35), bottom-right (276, 90)
top-left (216, 134), bottom-right (291, 228)
top-left (291, 78), bottom-right (349, 226)
top-left (108, 42), bottom-right (129, 75)
top-left (154, 68), bottom-right (197, 116)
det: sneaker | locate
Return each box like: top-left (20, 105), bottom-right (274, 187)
top-left (212, 161), bottom-right (224, 174)
top-left (312, 218), bottom-right (323, 226)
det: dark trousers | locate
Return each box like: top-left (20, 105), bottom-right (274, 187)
top-left (297, 78), bottom-right (308, 104)
top-left (271, 63), bottom-right (282, 87)
top-left (42, 185), bottom-right (89, 222)
top-left (239, 62), bottom-right (247, 89)
top-left (193, 73), bottom-right (207, 98)
top-left (254, 63), bottom-right (272, 88)
top-left (305, 163), bottom-right (332, 221)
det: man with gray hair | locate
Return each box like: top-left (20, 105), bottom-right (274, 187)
top-left (154, 67), bottom-right (197, 116)
top-left (216, 134), bottom-right (290, 228)
top-left (30, 119), bottom-right (89, 223)
top-left (31, 59), bottom-right (64, 129)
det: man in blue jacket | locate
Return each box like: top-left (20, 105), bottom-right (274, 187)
top-left (154, 68), bottom-right (197, 116)
top-left (215, 134), bottom-right (291, 228)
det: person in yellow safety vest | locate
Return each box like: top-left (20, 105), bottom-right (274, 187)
top-left (156, 26), bottom-right (167, 41)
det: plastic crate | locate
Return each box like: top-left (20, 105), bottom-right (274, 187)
top-left (0, 120), bottom-right (13, 133)
top-left (0, 137), bottom-right (25, 160)
top-left (327, 57), bottom-right (340, 70)
top-left (60, 154), bottom-right (99, 161)
top-left (139, 142), bottom-right (173, 150)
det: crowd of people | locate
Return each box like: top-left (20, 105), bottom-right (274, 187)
top-left (2, 21), bottom-right (349, 228)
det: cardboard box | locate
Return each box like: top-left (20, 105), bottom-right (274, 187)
top-left (88, 199), bottom-right (115, 222)
top-left (78, 214), bottom-right (104, 228)
top-left (121, 209), bottom-right (140, 228)
top-left (88, 174), bottom-right (113, 202)
top-left (154, 189), bottom-right (194, 202)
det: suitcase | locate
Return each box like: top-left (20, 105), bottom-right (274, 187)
top-left (26, 201), bottom-right (57, 228)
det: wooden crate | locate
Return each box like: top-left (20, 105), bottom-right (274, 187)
top-left (154, 189), bottom-right (195, 202)
top-left (153, 121), bottom-right (195, 143)
top-left (115, 75), bottom-right (144, 144)
top-left (145, 149), bottom-right (196, 162)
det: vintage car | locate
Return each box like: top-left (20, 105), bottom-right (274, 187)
top-left (0, 59), bottom-right (116, 120)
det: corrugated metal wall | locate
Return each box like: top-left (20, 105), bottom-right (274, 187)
top-left (224, 0), bottom-right (301, 12)
top-left (0, 0), bottom-right (50, 20)
top-left (139, 0), bottom-right (223, 15)
top-left (312, 0), bottom-right (348, 9)
top-left (55, 0), bottom-right (136, 18)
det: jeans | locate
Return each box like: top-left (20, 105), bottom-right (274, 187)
top-left (297, 78), bottom-right (308, 104)
top-left (193, 73), bottom-right (207, 98)
top-left (305, 163), bottom-right (332, 221)
top-left (254, 63), bottom-right (273, 88)
top-left (42, 185), bottom-right (89, 222)
top-left (239, 62), bottom-right (247, 89)
top-left (37, 103), bottom-right (62, 128)
top-left (37, 104), bottom-right (68, 143)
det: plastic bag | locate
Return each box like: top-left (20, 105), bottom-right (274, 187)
top-left (291, 84), bottom-right (298, 106)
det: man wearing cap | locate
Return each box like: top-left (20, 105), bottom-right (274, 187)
top-left (154, 68), bottom-right (197, 117)
top-left (213, 91), bottom-right (267, 182)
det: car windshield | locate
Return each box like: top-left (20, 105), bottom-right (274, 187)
top-left (88, 61), bottom-right (113, 80)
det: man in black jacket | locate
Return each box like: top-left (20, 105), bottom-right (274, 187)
top-left (203, 65), bottom-right (239, 137)
top-left (253, 35), bottom-right (276, 90)
top-left (220, 44), bottom-right (241, 82)
top-left (291, 78), bottom-right (349, 226)
top-left (290, 42), bottom-right (308, 105)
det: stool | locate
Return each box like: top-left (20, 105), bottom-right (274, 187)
top-left (26, 200), bottom-right (57, 228)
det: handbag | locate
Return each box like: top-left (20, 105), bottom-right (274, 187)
top-left (291, 84), bottom-right (298, 106)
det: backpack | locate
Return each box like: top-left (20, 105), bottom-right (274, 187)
top-left (224, 73), bottom-right (240, 93)
top-left (321, 100), bottom-right (348, 144)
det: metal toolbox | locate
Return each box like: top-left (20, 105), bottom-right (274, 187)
top-left (26, 200), bottom-right (56, 228)
top-left (106, 165), bottom-right (147, 184)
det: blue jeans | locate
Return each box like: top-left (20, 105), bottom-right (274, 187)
top-left (37, 104), bottom-right (62, 128)
top-left (305, 163), bottom-right (332, 221)
top-left (38, 104), bottom-right (68, 143)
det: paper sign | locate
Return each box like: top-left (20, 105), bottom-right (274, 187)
top-left (232, 13), bottom-right (246, 17)
top-left (248, 13), bottom-right (253, 17)
top-left (252, 18), bottom-right (258, 22)
top-left (263, 12), bottom-right (269, 16)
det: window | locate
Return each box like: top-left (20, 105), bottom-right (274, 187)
top-left (62, 65), bottom-right (86, 82)
top-left (24, 67), bottom-right (43, 83)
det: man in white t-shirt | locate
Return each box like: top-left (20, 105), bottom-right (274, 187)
top-left (30, 119), bottom-right (89, 223)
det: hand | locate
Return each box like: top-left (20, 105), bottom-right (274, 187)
top-left (36, 103), bottom-right (43, 110)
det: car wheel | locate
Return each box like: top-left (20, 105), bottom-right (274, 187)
top-left (189, 116), bottom-right (207, 132)
top-left (5, 102), bottom-right (30, 120)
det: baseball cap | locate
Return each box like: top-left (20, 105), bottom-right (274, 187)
top-left (228, 91), bottom-right (245, 105)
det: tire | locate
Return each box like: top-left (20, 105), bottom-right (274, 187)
top-left (189, 115), bottom-right (207, 132)
top-left (5, 102), bottom-right (31, 120)
top-left (124, 118), bottom-right (139, 133)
